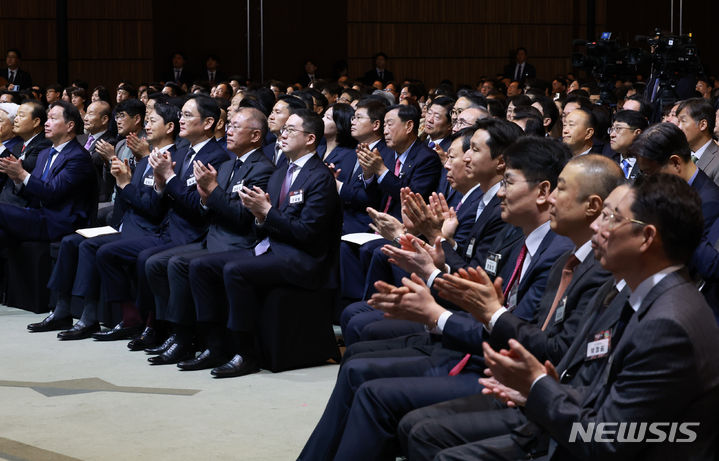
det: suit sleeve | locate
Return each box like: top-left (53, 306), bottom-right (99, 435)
top-left (24, 152), bottom-right (92, 205)
top-left (370, 149), bottom-right (442, 203)
top-left (163, 149), bottom-right (227, 221)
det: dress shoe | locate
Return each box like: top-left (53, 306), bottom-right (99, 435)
top-left (211, 354), bottom-right (260, 378)
top-left (92, 322), bottom-right (142, 341)
top-left (27, 313), bottom-right (73, 332)
top-left (148, 342), bottom-right (194, 365)
top-left (177, 349), bottom-right (227, 371)
top-left (127, 327), bottom-right (158, 351)
top-left (145, 334), bottom-right (176, 355)
top-left (57, 322), bottom-right (100, 340)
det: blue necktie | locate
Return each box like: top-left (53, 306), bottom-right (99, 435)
top-left (41, 148), bottom-right (58, 180)
top-left (180, 147), bottom-right (195, 178)
top-left (621, 159), bottom-right (631, 179)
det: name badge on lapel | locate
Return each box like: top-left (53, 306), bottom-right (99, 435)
top-left (485, 252), bottom-right (501, 276)
top-left (554, 296), bottom-right (567, 324)
top-left (186, 175), bottom-right (196, 187)
top-left (465, 238), bottom-right (476, 259)
top-left (143, 176), bottom-right (155, 187)
top-left (289, 189), bottom-right (304, 204)
top-left (586, 330), bottom-right (611, 360)
top-left (232, 180), bottom-right (244, 194)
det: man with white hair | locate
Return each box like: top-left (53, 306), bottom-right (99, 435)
top-left (0, 102), bottom-right (22, 155)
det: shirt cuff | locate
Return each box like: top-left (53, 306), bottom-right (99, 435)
top-left (530, 373), bottom-right (548, 392)
top-left (22, 174), bottom-right (30, 186)
top-left (377, 170), bottom-right (389, 183)
top-left (436, 310), bottom-right (453, 333)
top-left (485, 307), bottom-right (508, 333)
top-left (362, 176), bottom-right (375, 187)
top-left (426, 268), bottom-right (443, 288)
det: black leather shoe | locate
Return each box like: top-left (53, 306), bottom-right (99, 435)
top-left (127, 327), bottom-right (157, 351)
top-left (57, 322), bottom-right (100, 340)
top-left (145, 334), bottom-right (176, 355)
top-left (177, 349), bottom-right (227, 371)
top-left (211, 354), bottom-right (260, 378)
top-left (27, 313), bottom-right (73, 332)
top-left (92, 322), bottom-right (143, 341)
top-left (148, 342), bottom-right (194, 365)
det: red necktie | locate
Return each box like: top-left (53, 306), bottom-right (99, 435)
top-left (382, 156), bottom-right (402, 213)
top-left (541, 255), bottom-right (580, 330)
top-left (449, 243), bottom-right (528, 376)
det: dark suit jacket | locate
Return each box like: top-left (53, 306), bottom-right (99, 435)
top-left (2, 136), bottom-right (22, 153)
top-left (113, 155), bottom-right (168, 240)
top-left (0, 133), bottom-right (52, 207)
top-left (339, 139), bottom-right (393, 234)
top-left (442, 192), bottom-right (516, 273)
top-left (451, 186), bottom-right (483, 248)
top-left (322, 145), bottom-right (356, 184)
top-left (526, 270), bottom-right (719, 460)
top-left (204, 149), bottom-right (275, 251)
top-left (162, 138), bottom-right (229, 245)
top-left (362, 68), bottom-right (394, 86)
top-left (692, 168), bottom-right (719, 229)
top-left (366, 140), bottom-right (442, 220)
top-left (503, 61), bottom-right (536, 81)
top-left (441, 229), bottom-right (574, 355)
top-left (21, 138), bottom-right (95, 240)
top-left (162, 68), bottom-right (194, 87)
top-left (1, 67), bottom-right (32, 90)
top-left (259, 154), bottom-right (342, 289)
top-left (696, 141), bottom-right (719, 187)
top-left (489, 251), bottom-right (612, 365)
top-left (84, 131), bottom-right (118, 203)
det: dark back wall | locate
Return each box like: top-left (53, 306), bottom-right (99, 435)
top-left (0, 0), bottom-right (715, 91)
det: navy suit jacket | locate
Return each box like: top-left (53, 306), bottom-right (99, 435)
top-left (692, 168), bottom-right (719, 229)
top-left (451, 186), bottom-right (483, 248)
top-left (204, 149), bottom-right (275, 251)
top-left (22, 138), bottom-right (95, 240)
top-left (259, 154), bottom-right (342, 289)
top-left (339, 139), bottom-right (393, 234)
top-left (162, 138), bottom-right (229, 245)
top-left (322, 145), bottom-right (356, 184)
top-left (366, 140), bottom-right (442, 219)
top-left (442, 193), bottom-right (518, 274)
top-left (489, 251), bottom-right (612, 364)
top-left (0, 133), bottom-right (51, 205)
top-left (113, 155), bottom-right (168, 240)
top-left (441, 228), bottom-right (574, 355)
top-left (2, 136), bottom-right (22, 153)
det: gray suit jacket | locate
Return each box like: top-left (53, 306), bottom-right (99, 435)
top-left (697, 141), bottom-right (719, 187)
top-left (526, 269), bottom-right (719, 461)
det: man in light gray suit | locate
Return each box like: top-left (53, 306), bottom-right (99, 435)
top-left (472, 174), bottom-right (719, 461)
top-left (677, 98), bottom-right (719, 185)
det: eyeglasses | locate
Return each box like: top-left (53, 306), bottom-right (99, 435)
top-left (280, 125), bottom-right (310, 136)
top-left (453, 118), bottom-right (473, 129)
top-left (599, 208), bottom-right (648, 231)
top-left (608, 125), bottom-right (634, 134)
top-left (227, 123), bottom-right (257, 131)
top-left (351, 115), bottom-right (370, 122)
top-left (499, 178), bottom-right (530, 190)
top-left (450, 108), bottom-right (465, 117)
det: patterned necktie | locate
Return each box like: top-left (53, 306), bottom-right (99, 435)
top-left (180, 147), bottom-right (195, 177)
top-left (84, 134), bottom-right (95, 151)
top-left (382, 156), bottom-right (402, 213)
top-left (279, 163), bottom-right (297, 204)
top-left (9, 70), bottom-right (14, 83)
top-left (228, 159), bottom-right (243, 187)
top-left (541, 255), bottom-right (580, 330)
top-left (449, 243), bottom-right (529, 376)
top-left (41, 148), bottom-right (58, 180)
top-left (621, 158), bottom-right (631, 178)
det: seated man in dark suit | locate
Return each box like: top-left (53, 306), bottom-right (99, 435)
top-left (340, 103), bottom-right (442, 302)
top-left (186, 109), bottom-right (342, 378)
top-left (472, 174), bottom-right (719, 461)
top-left (28, 105), bottom-right (179, 336)
top-left (676, 98), bottom-right (719, 185)
top-left (298, 136), bottom-right (574, 460)
top-left (81, 100), bottom-right (117, 203)
top-left (262, 95), bottom-right (306, 167)
top-left (0, 102), bottom-right (22, 154)
top-left (0, 100), bottom-right (94, 245)
top-left (425, 96), bottom-right (459, 207)
top-left (0, 101), bottom-right (51, 206)
top-left (607, 109), bottom-right (647, 181)
top-left (142, 107), bottom-right (274, 362)
top-left (93, 95), bottom-right (228, 341)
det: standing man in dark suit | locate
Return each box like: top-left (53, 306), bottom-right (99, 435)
top-left (0, 101), bottom-right (94, 245)
top-left (2, 49), bottom-right (32, 92)
top-left (362, 52), bottom-right (394, 87)
top-left (142, 107), bottom-right (274, 362)
top-left (503, 47), bottom-right (536, 83)
top-left (480, 174), bottom-right (719, 461)
top-left (186, 109), bottom-right (341, 377)
top-left (163, 52), bottom-right (193, 91)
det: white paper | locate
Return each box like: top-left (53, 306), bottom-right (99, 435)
top-left (75, 226), bottom-right (119, 238)
top-left (341, 232), bottom-right (384, 246)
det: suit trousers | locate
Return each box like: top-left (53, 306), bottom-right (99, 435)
top-left (340, 301), bottom-right (424, 347)
top-left (0, 203), bottom-right (52, 242)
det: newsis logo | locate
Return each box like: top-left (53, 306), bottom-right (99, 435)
top-left (569, 422), bottom-right (699, 443)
